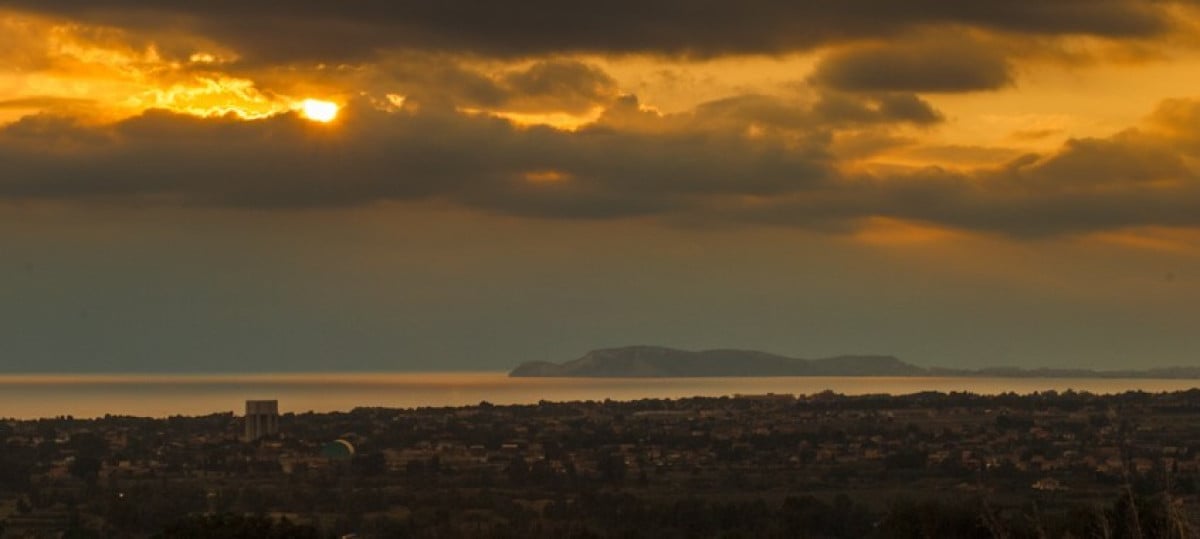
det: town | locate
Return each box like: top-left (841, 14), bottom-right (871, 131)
top-left (3, 389), bottom-right (1200, 538)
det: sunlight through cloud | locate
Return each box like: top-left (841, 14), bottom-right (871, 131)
top-left (299, 98), bottom-right (339, 122)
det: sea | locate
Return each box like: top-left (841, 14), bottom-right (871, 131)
top-left (2, 373), bottom-right (1199, 420)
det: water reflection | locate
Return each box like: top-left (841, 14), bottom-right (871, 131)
top-left (1, 372), bottom-right (1197, 419)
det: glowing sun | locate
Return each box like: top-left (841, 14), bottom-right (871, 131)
top-left (299, 99), bottom-right (339, 122)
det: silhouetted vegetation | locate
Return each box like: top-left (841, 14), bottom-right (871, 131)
top-left (3, 390), bottom-right (1200, 537)
top-left (154, 514), bottom-right (321, 539)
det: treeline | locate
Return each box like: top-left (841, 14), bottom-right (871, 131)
top-left (120, 490), bottom-right (1194, 539)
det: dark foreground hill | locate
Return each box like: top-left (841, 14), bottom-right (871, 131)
top-left (509, 345), bottom-right (1200, 378)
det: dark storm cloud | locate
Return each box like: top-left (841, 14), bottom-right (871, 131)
top-left (0, 95), bottom-right (835, 216)
top-left (689, 92), bottom-right (942, 131)
top-left (811, 37), bottom-right (1013, 93)
top-left (811, 92), bottom-right (943, 125)
top-left (369, 58), bottom-right (618, 114)
top-left (1012, 134), bottom-right (1192, 190)
top-left (4, 95), bottom-right (1200, 237)
top-left (3, 1), bottom-right (1179, 62)
top-left (737, 127), bottom-right (1200, 236)
top-left (501, 61), bottom-right (617, 113)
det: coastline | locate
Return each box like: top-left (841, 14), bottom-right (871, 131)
top-left (2, 373), bottom-right (1198, 420)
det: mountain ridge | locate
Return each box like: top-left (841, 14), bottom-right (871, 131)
top-left (509, 346), bottom-right (1200, 378)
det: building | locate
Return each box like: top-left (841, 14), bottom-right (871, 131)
top-left (244, 400), bottom-right (279, 441)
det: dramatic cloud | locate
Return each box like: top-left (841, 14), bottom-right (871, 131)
top-left (4, 93), bottom-right (1200, 237)
top-left (0, 95), bottom-right (835, 216)
top-left (737, 116), bottom-right (1200, 236)
top-left (811, 36), bottom-right (1013, 93)
top-left (371, 58), bottom-right (618, 115)
top-left (4, 2), bottom-right (1200, 239)
top-left (3, 1), bottom-right (1182, 62)
top-left (810, 92), bottom-right (943, 125)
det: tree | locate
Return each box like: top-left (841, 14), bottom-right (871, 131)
top-left (153, 514), bottom-right (320, 539)
top-left (352, 452), bottom-right (386, 476)
top-left (69, 455), bottom-right (102, 484)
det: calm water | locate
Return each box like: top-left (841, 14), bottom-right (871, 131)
top-left (1, 372), bottom-right (1198, 419)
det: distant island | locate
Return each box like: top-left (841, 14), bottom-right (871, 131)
top-left (509, 345), bottom-right (1200, 379)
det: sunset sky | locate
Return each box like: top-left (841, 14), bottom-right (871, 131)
top-left (3, 2), bottom-right (1200, 372)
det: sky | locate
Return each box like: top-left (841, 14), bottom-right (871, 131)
top-left (2, 1), bottom-right (1200, 372)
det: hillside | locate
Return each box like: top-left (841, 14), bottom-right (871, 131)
top-left (508, 346), bottom-right (924, 377)
top-left (509, 346), bottom-right (1200, 378)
